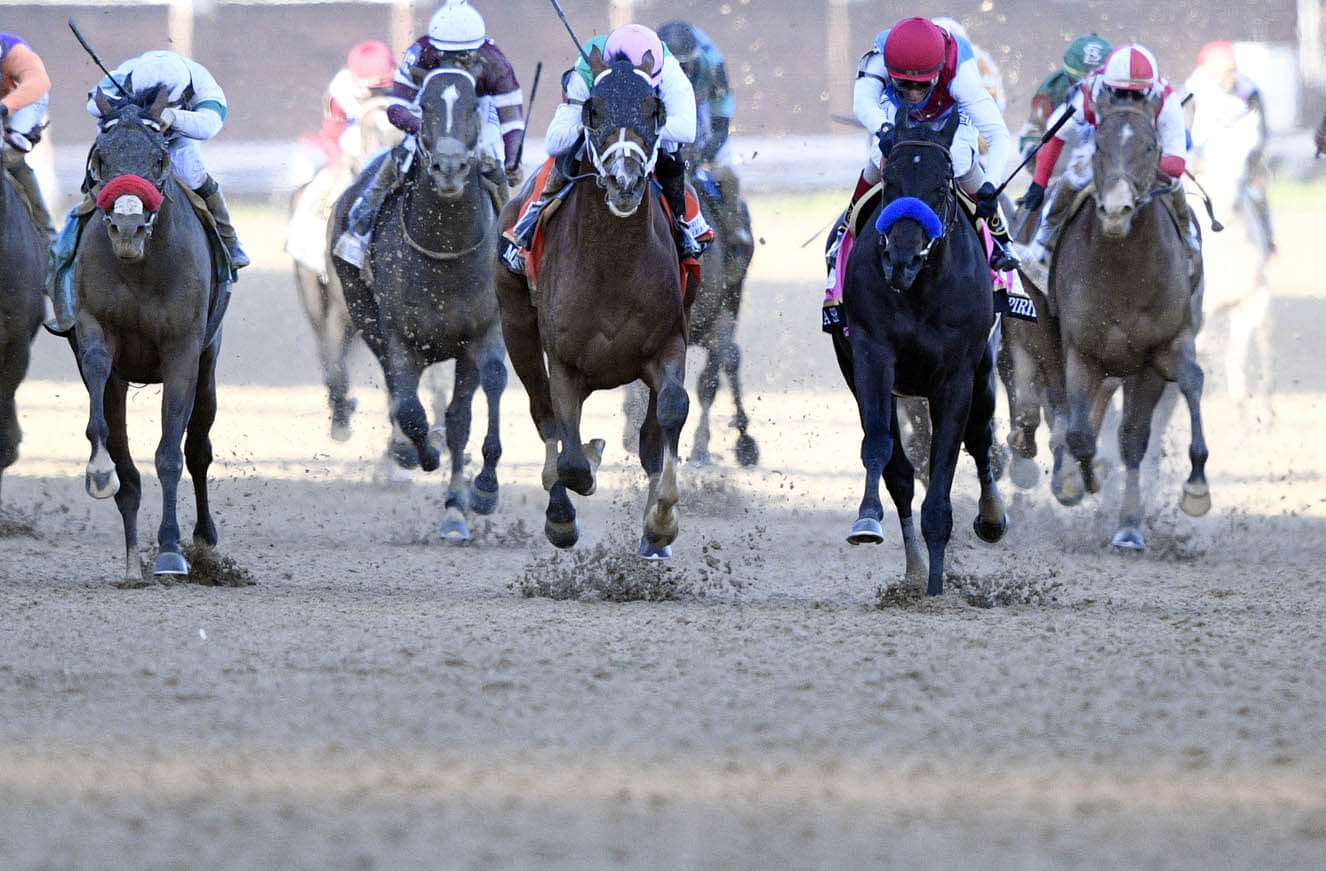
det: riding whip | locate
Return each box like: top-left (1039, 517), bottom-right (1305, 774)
top-left (68, 18), bottom-right (131, 99)
top-left (515, 61), bottom-right (543, 167)
top-left (1182, 169), bottom-right (1225, 232)
top-left (545, 0), bottom-right (593, 69)
top-left (990, 105), bottom-right (1076, 199)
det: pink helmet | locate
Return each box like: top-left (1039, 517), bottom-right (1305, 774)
top-left (1102, 43), bottom-right (1159, 92)
top-left (347, 40), bottom-right (394, 88)
top-left (604, 23), bottom-right (665, 86)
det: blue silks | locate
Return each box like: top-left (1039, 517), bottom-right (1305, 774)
top-left (875, 196), bottom-right (944, 239)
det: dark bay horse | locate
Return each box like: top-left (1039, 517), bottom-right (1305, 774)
top-left (73, 89), bottom-right (224, 579)
top-left (833, 110), bottom-right (1007, 596)
top-left (331, 68), bottom-right (506, 542)
top-left (1051, 95), bottom-right (1210, 549)
top-left (496, 49), bottom-right (689, 559)
top-left (0, 140), bottom-right (47, 503)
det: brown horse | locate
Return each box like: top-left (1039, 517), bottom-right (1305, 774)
top-left (496, 49), bottom-right (689, 559)
top-left (73, 88), bottom-right (226, 579)
top-left (0, 139), bottom-right (47, 504)
top-left (1050, 94), bottom-right (1210, 550)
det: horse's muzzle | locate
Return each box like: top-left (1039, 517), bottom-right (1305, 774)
top-left (104, 212), bottom-right (152, 261)
top-left (1097, 178), bottom-right (1137, 238)
top-left (427, 139), bottom-right (473, 199)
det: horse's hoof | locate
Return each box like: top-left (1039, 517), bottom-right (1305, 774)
top-left (470, 483), bottom-right (499, 516)
top-left (637, 536), bottom-right (673, 560)
top-left (153, 551), bottom-right (190, 576)
top-left (689, 447), bottom-right (713, 467)
top-left (427, 425), bottom-right (446, 455)
top-left (973, 513), bottom-right (1008, 544)
top-left (1010, 455), bottom-right (1040, 490)
top-left (389, 440), bottom-right (419, 470)
top-left (329, 422), bottom-right (352, 442)
top-left (1180, 481), bottom-right (1211, 517)
top-left (989, 443), bottom-right (1009, 482)
top-left (419, 446), bottom-right (441, 473)
top-left (85, 468), bottom-right (120, 500)
top-left (1052, 462), bottom-right (1085, 507)
top-left (440, 506), bottom-right (471, 544)
top-left (1089, 457), bottom-right (1110, 491)
top-left (1111, 526), bottom-right (1146, 552)
top-left (735, 433), bottom-right (759, 467)
top-left (847, 517), bottom-right (885, 545)
top-left (544, 518), bottom-right (579, 549)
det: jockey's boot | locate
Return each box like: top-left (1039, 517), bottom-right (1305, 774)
top-left (657, 150), bottom-right (704, 260)
top-left (479, 161), bottom-right (511, 214)
top-left (824, 170), bottom-right (876, 282)
top-left (3, 150), bottom-right (55, 240)
top-left (195, 175), bottom-right (250, 271)
top-left (44, 211), bottom-right (84, 336)
top-left (507, 159), bottom-right (568, 251)
top-left (333, 151), bottom-right (399, 268)
top-left (712, 165), bottom-right (753, 248)
top-left (1163, 185), bottom-right (1204, 286)
top-left (1011, 178), bottom-right (1078, 291)
top-left (984, 202), bottom-right (1021, 272)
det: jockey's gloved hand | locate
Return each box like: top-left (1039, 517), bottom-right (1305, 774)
top-left (875, 122), bottom-right (895, 156)
top-left (974, 182), bottom-right (1000, 219)
top-left (1019, 181), bottom-right (1045, 212)
top-left (506, 164), bottom-right (524, 189)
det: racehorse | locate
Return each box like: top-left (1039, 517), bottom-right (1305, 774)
top-left (622, 163), bottom-right (758, 467)
top-left (833, 109), bottom-right (1007, 596)
top-left (72, 88), bottom-right (227, 579)
top-left (331, 68), bottom-right (507, 542)
top-left (288, 95), bottom-right (403, 441)
top-left (0, 138), bottom-right (46, 504)
top-left (1050, 93), bottom-right (1210, 549)
top-left (495, 48), bottom-right (690, 559)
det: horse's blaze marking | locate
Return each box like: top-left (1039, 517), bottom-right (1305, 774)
top-left (441, 84), bottom-right (460, 135)
top-left (1120, 125), bottom-right (1134, 145)
top-left (113, 196), bottom-right (144, 216)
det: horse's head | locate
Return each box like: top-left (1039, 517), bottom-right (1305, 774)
top-left (1092, 93), bottom-right (1161, 237)
top-left (88, 86), bottom-right (172, 261)
top-left (416, 68), bottom-right (483, 198)
top-left (583, 46), bottom-right (666, 217)
top-left (875, 110), bottom-right (959, 291)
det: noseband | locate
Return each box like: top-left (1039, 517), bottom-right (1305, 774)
top-left (879, 137), bottom-right (957, 261)
top-left (585, 67), bottom-right (662, 186)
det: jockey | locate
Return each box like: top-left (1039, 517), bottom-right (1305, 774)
top-left (826, 15), bottom-right (1019, 290)
top-left (0, 33), bottom-right (54, 238)
top-left (657, 19), bottom-right (751, 249)
top-left (319, 39), bottom-right (396, 168)
top-left (930, 17), bottom-right (1006, 112)
top-left (1184, 40), bottom-right (1274, 251)
top-left (1011, 43), bottom-right (1195, 291)
top-left (85, 50), bottom-right (248, 269)
top-left (504, 24), bottom-right (709, 263)
top-left (1017, 33), bottom-right (1111, 177)
top-left (333, 0), bottom-right (523, 268)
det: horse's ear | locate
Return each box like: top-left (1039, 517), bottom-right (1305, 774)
top-left (148, 86), bottom-right (170, 120)
top-left (645, 94), bottom-right (666, 131)
top-left (587, 44), bottom-right (606, 77)
top-left (95, 89), bottom-right (115, 118)
top-left (637, 50), bottom-right (655, 77)
top-left (581, 95), bottom-right (600, 131)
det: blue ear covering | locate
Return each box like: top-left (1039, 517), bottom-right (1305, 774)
top-left (876, 196), bottom-right (944, 238)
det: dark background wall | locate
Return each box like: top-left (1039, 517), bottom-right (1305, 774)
top-left (12, 0), bottom-right (1312, 146)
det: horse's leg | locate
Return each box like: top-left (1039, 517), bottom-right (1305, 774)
top-left (1005, 330), bottom-right (1045, 489)
top-left (439, 356), bottom-right (480, 543)
top-left (78, 325), bottom-right (120, 503)
top-left (882, 398), bottom-right (926, 586)
top-left (470, 331), bottom-right (507, 517)
top-left (185, 342), bottom-right (219, 553)
top-left (495, 268), bottom-right (558, 488)
top-left (966, 341), bottom-right (1008, 544)
top-left (104, 374), bottom-right (143, 581)
top-left (324, 281), bottom-right (357, 442)
top-left (689, 344), bottom-right (719, 467)
top-left (639, 338), bottom-right (689, 557)
top-left (846, 334), bottom-right (894, 546)
top-left (1112, 369), bottom-right (1168, 551)
top-left (901, 396), bottom-right (931, 486)
top-left (621, 380), bottom-right (647, 455)
top-left (717, 308), bottom-right (758, 467)
top-left (920, 376), bottom-right (976, 596)
top-left (1176, 342), bottom-right (1211, 518)
top-left (0, 337), bottom-right (27, 501)
top-left (384, 342), bottom-right (439, 473)
top-left (1053, 347), bottom-right (1104, 507)
top-left (151, 343), bottom-right (202, 576)
top-left (546, 360), bottom-right (596, 497)
top-left (1083, 378), bottom-right (1121, 494)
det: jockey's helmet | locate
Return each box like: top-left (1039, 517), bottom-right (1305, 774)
top-left (884, 18), bottom-right (946, 104)
top-left (604, 23), bottom-right (665, 86)
top-left (1197, 41), bottom-right (1237, 74)
top-left (1064, 33), bottom-right (1111, 80)
top-left (347, 40), bottom-right (394, 89)
top-left (130, 50), bottom-right (193, 103)
top-left (1102, 43), bottom-right (1160, 95)
top-left (428, 0), bottom-right (485, 52)
top-left (658, 20), bottom-right (700, 81)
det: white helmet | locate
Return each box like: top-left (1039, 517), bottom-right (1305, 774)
top-left (1101, 43), bottom-right (1159, 93)
top-left (128, 50), bottom-right (192, 102)
top-left (428, 0), bottom-right (485, 52)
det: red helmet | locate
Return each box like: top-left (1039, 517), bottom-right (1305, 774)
top-left (347, 40), bottom-right (395, 89)
top-left (1197, 40), bottom-right (1236, 74)
top-left (884, 17), bottom-right (947, 82)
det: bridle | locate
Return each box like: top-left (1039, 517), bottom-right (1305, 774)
top-left (410, 66), bottom-right (480, 170)
top-left (879, 135), bottom-right (957, 262)
top-left (1093, 103), bottom-right (1167, 211)
top-left (88, 111), bottom-right (171, 229)
top-left (585, 67), bottom-right (662, 188)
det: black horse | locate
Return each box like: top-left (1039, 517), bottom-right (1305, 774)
top-left (0, 139), bottom-right (46, 504)
top-left (832, 110), bottom-right (1007, 596)
top-left (72, 88), bottom-right (226, 579)
top-left (331, 68), bottom-right (506, 542)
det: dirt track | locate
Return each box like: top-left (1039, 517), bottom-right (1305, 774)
top-left (2, 190), bottom-right (1324, 869)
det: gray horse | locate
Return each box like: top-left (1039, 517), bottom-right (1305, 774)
top-left (331, 68), bottom-right (506, 543)
top-left (73, 89), bottom-right (225, 579)
top-left (1050, 95), bottom-right (1211, 549)
top-left (0, 139), bottom-right (47, 504)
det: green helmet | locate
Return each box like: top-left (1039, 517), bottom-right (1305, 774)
top-left (1064, 34), bottom-right (1111, 80)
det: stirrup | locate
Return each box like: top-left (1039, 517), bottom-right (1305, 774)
top-left (228, 243), bottom-right (250, 270)
top-left (332, 231), bottom-right (368, 268)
